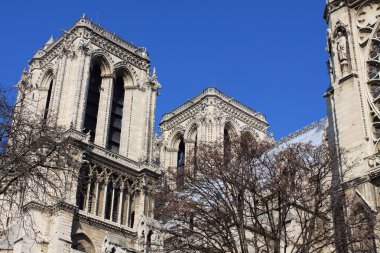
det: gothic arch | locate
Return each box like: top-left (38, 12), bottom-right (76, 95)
top-left (170, 131), bottom-right (185, 150)
top-left (240, 126), bottom-right (259, 138)
top-left (185, 121), bottom-right (199, 141)
top-left (167, 127), bottom-right (185, 149)
top-left (332, 20), bottom-right (349, 39)
top-left (224, 120), bottom-right (239, 139)
top-left (91, 49), bottom-right (113, 75)
top-left (40, 70), bottom-right (54, 88)
top-left (37, 65), bottom-right (56, 89)
top-left (71, 233), bottom-right (95, 253)
top-left (349, 197), bottom-right (376, 252)
top-left (114, 61), bottom-right (139, 87)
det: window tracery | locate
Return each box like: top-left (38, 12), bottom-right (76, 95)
top-left (366, 22), bottom-right (380, 151)
top-left (76, 163), bottom-right (146, 228)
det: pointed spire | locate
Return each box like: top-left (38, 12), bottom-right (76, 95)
top-left (152, 67), bottom-right (156, 78)
top-left (82, 13), bottom-right (87, 19)
top-left (43, 35), bottom-right (54, 50)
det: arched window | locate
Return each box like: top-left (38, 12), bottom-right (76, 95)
top-left (76, 165), bottom-right (89, 211)
top-left (104, 180), bottom-right (113, 220)
top-left (128, 193), bottom-right (136, 228)
top-left (83, 63), bottom-right (102, 142)
top-left (177, 137), bottom-right (185, 188)
top-left (224, 127), bottom-right (232, 160)
top-left (71, 233), bottom-right (95, 253)
top-left (193, 134), bottom-right (198, 167)
top-left (43, 79), bottom-right (53, 119)
top-left (107, 73), bottom-right (125, 153)
top-left (146, 230), bottom-right (153, 252)
top-left (187, 125), bottom-right (198, 168)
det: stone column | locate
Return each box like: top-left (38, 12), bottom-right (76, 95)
top-left (84, 179), bottom-right (91, 213)
top-left (50, 53), bottom-right (68, 121)
top-left (74, 52), bottom-right (91, 130)
top-left (119, 87), bottom-right (136, 157)
top-left (94, 74), bottom-right (113, 147)
top-left (110, 182), bottom-right (115, 221)
top-left (93, 180), bottom-right (99, 215)
top-left (118, 185), bottom-right (125, 224)
top-left (101, 178), bottom-right (109, 219)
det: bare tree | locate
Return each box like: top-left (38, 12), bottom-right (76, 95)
top-left (155, 133), bottom-right (365, 253)
top-left (0, 85), bottom-right (81, 245)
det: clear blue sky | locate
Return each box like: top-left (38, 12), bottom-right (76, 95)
top-left (0, 0), bottom-right (329, 140)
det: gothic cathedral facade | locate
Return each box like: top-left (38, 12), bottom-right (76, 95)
top-left (9, 18), bottom-right (161, 253)
top-left (325, 0), bottom-right (380, 250)
top-left (3, 0), bottom-right (380, 252)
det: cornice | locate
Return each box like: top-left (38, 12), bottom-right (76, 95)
top-left (29, 18), bottom-right (150, 71)
top-left (74, 18), bottom-right (148, 59)
top-left (324, 0), bottom-right (364, 20)
top-left (76, 210), bottom-right (137, 237)
top-left (160, 87), bottom-right (268, 130)
top-left (66, 129), bottom-right (160, 176)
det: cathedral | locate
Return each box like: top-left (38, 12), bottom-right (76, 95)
top-left (0, 0), bottom-right (380, 252)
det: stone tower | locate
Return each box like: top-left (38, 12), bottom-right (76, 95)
top-left (158, 87), bottom-right (268, 186)
top-left (9, 17), bottom-right (162, 253)
top-left (324, 0), bottom-right (380, 250)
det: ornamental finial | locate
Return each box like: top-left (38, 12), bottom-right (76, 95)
top-left (152, 67), bottom-right (156, 78)
top-left (43, 35), bottom-right (54, 50)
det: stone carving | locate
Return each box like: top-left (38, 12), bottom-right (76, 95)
top-left (336, 31), bottom-right (350, 74)
top-left (17, 68), bottom-right (32, 89)
top-left (78, 38), bottom-right (92, 55)
top-left (114, 61), bottom-right (140, 87)
top-left (337, 32), bottom-right (348, 62)
top-left (365, 24), bottom-right (380, 150)
top-left (356, 1), bottom-right (380, 47)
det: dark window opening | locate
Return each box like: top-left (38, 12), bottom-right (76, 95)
top-left (84, 64), bottom-right (102, 142)
top-left (43, 79), bottom-right (53, 119)
top-left (128, 193), bottom-right (135, 228)
top-left (87, 177), bottom-right (95, 213)
top-left (104, 181), bottom-right (113, 220)
top-left (107, 75), bottom-right (125, 153)
top-left (147, 231), bottom-right (153, 252)
top-left (112, 187), bottom-right (120, 222)
top-left (177, 137), bottom-right (185, 188)
top-left (224, 128), bottom-right (231, 162)
top-left (77, 166), bottom-right (89, 210)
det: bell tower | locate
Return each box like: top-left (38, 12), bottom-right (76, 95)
top-left (325, 0), bottom-right (380, 250)
top-left (9, 17), bottom-right (162, 253)
top-left (325, 0), bottom-right (380, 188)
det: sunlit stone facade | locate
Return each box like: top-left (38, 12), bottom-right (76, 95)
top-left (325, 0), bottom-right (380, 250)
top-left (158, 87), bottom-right (268, 183)
top-left (3, 1), bottom-right (380, 251)
top-left (5, 18), bottom-right (162, 253)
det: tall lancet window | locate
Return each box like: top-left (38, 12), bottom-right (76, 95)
top-left (43, 79), bottom-right (53, 119)
top-left (107, 73), bottom-right (125, 153)
top-left (177, 137), bottom-right (185, 188)
top-left (84, 64), bottom-right (102, 142)
top-left (224, 127), bottom-right (231, 159)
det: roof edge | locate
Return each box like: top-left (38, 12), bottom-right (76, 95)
top-left (160, 87), bottom-right (267, 125)
top-left (276, 118), bottom-right (327, 146)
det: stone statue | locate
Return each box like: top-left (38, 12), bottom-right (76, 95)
top-left (336, 32), bottom-right (349, 74)
top-left (337, 32), bottom-right (348, 62)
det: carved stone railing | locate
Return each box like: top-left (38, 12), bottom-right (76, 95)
top-left (78, 210), bottom-right (137, 236)
top-left (75, 18), bottom-right (145, 57)
top-left (366, 152), bottom-right (380, 169)
top-left (66, 128), bottom-right (161, 174)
